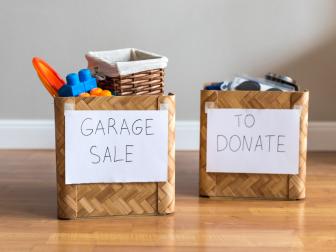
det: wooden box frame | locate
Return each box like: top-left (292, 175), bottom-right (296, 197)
top-left (199, 90), bottom-right (309, 200)
top-left (54, 94), bottom-right (175, 219)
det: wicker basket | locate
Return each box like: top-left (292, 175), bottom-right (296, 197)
top-left (54, 94), bottom-right (175, 219)
top-left (98, 68), bottom-right (165, 96)
top-left (199, 90), bottom-right (309, 200)
top-left (86, 48), bottom-right (167, 96)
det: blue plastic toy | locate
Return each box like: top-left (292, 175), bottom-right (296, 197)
top-left (58, 69), bottom-right (97, 97)
top-left (204, 82), bottom-right (223, 90)
top-left (204, 81), bottom-right (232, 91)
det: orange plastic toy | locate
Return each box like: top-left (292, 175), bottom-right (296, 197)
top-left (79, 89), bottom-right (112, 97)
top-left (79, 92), bottom-right (90, 97)
top-left (32, 57), bottom-right (65, 96)
top-left (100, 90), bottom-right (112, 96)
top-left (90, 87), bottom-right (103, 96)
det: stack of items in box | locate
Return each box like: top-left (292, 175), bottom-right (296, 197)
top-left (199, 72), bottom-right (309, 201)
top-left (204, 73), bottom-right (298, 92)
top-left (32, 48), bottom-right (175, 219)
top-left (32, 48), bottom-right (168, 97)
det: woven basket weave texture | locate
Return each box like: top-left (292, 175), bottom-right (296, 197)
top-left (55, 95), bottom-right (175, 219)
top-left (98, 69), bottom-right (164, 96)
top-left (199, 90), bottom-right (309, 200)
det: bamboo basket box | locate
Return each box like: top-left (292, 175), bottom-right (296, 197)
top-left (54, 94), bottom-right (175, 219)
top-left (199, 90), bottom-right (309, 200)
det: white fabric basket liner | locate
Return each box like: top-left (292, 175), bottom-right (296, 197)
top-left (85, 48), bottom-right (168, 77)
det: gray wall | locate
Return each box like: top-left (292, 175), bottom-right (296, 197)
top-left (1, 0), bottom-right (336, 121)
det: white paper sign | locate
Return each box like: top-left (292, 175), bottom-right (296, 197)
top-left (64, 110), bottom-right (168, 184)
top-left (206, 109), bottom-right (300, 174)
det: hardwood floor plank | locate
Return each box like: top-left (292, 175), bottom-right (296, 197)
top-left (0, 151), bottom-right (335, 251)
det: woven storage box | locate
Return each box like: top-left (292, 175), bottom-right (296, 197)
top-left (86, 49), bottom-right (167, 96)
top-left (199, 90), bottom-right (309, 200)
top-left (98, 69), bottom-right (165, 96)
top-left (54, 94), bottom-right (175, 219)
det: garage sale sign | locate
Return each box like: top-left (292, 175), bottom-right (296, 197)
top-left (64, 110), bottom-right (168, 184)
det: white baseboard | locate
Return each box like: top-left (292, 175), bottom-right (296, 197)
top-left (0, 120), bottom-right (54, 149)
top-left (0, 120), bottom-right (335, 151)
top-left (307, 122), bottom-right (336, 151)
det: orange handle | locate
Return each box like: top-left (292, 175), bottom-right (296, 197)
top-left (32, 57), bottom-right (65, 97)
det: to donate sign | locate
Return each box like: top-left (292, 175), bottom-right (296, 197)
top-left (206, 108), bottom-right (300, 174)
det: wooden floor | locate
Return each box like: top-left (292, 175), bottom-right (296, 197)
top-left (0, 151), bottom-right (335, 251)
